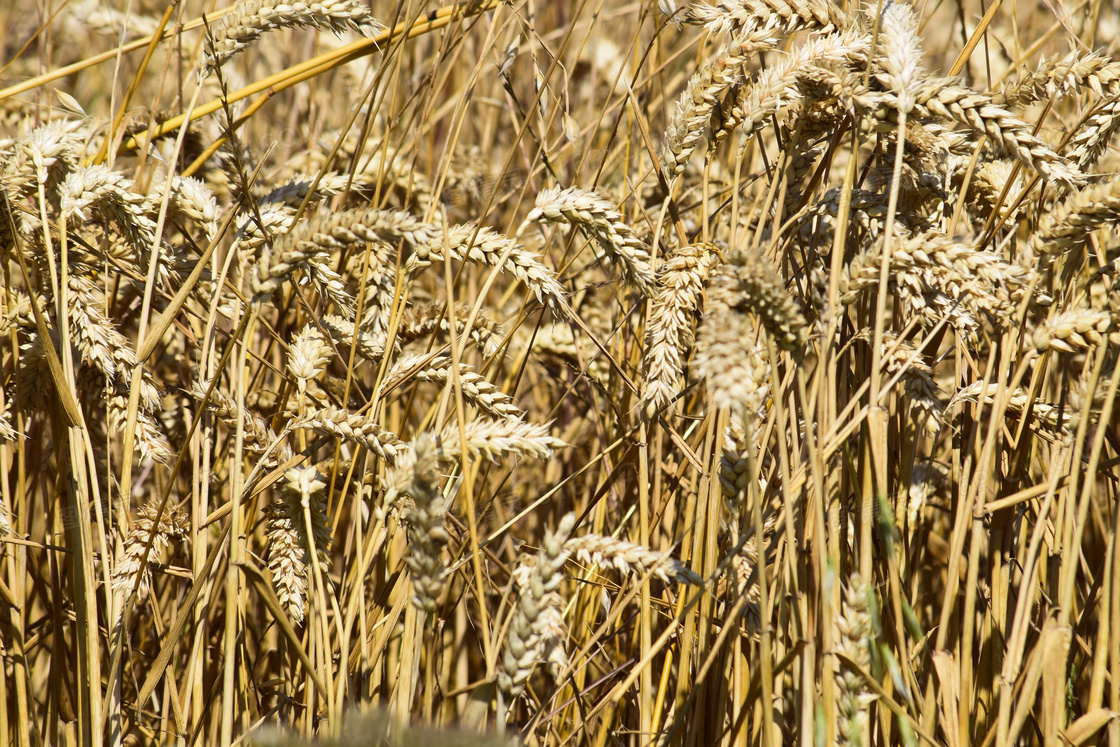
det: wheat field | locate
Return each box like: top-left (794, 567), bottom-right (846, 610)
top-left (1, 0), bottom-right (1120, 744)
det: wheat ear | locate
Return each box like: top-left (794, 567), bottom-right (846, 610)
top-left (202, 0), bottom-right (384, 76)
top-left (400, 434), bottom-right (450, 613)
top-left (111, 501), bottom-right (190, 603)
top-left (499, 513), bottom-right (575, 697)
top-left (642, 243), bottom-right (714, 417)
top-left (527, 187), bottom-right (656, 296)
top-left (265, 466), bottom-right (331, 625)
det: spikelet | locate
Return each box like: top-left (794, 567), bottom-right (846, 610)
top-left (191, 382), bottom-right (294, 465)
top-left (2, 121), bottom-right (84, 203)
top-left (1032, 308), bottom-right (1112, 353)
top-left (112, 501), bottom-right (190, 603)
top-left (254, 206), bottom-right (438, 308)
top-left (498, 513), bottom-right (575, 698)
top-left (252, 238), bottom-right (356, 318)
top-left (231, 204), bottom-right (297, 267)
top-left (527, 187), bottom-right (655, 296)
top-left (399, 434), bottom-right (450, 613)
top-left (385, 420), bottom-right (564, 508)
top-left (265, 466), bottom-right (331, 625)
top-left (166, 175), bottom-right (220, 242)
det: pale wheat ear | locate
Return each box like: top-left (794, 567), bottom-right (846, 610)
top-left (265, 466), bottom-right (331, 625)
top-left (527, 186), bottom-right (656, 296)
top-left (498, 512), bottom-right (575, 699)
top-left (407, 224), bottom-right (568, 313)
top-left (664, 30), bottom-right (780, 176)
top-left (398, 300), bottom-right (505, 357)
top-left (682, 0), bottom-right (849, 37)
top-left (201, 0), bottom-right (385, 78)
top-left (112, 501), bottom-right (190, 604)
top-left (835, 574), bottom-right (875, 747)
top-left (718, 249), bottom-right (808, 353)
top-left (641, 242), bottom-right (714, 418)
top-left (400, 433), bottom-right (450, 614)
